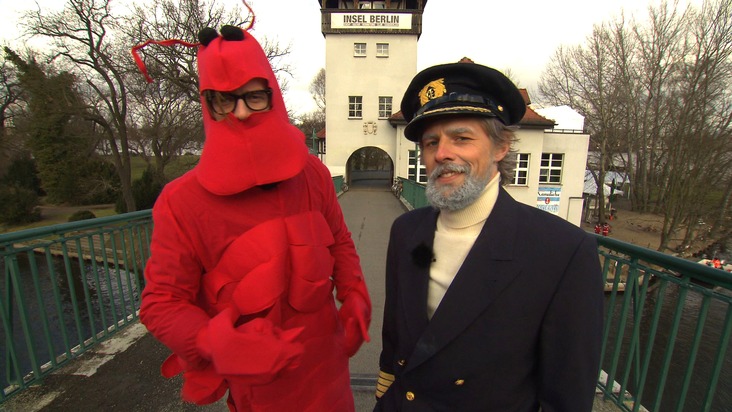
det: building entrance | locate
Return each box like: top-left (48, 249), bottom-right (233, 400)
top-left (346, 146), bottom-right (393, 188)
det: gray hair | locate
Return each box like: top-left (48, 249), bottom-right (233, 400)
top-left (478, 117), bottom-right (519, 186)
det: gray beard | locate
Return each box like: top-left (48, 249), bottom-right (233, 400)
top-left (425, 163), bottom-right (489, 211)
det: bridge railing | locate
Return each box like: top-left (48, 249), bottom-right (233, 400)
top-left (396, 177), bottom-right (429, 210)
top-left (2, 180), bottom-right (731, 409)
top-left (1, 210), bottom-right (153, 402)
top-left (596, 235), bottom-right (732, 412)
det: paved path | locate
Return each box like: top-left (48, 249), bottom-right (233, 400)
top-left (340, 187), bottom-right (409, 411)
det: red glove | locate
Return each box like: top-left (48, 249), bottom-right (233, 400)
top-left (196, 308), bottom-right (304, 383)
top-left (161, 353), bottom-right (227, 405)
top-left (338, 293), bottom-right (371, 357)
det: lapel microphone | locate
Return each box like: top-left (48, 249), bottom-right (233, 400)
top-left (411, 243), bottom-right (434, 268)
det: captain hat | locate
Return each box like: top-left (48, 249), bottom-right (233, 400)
top-left (401, 60), bottom-right (526, 142)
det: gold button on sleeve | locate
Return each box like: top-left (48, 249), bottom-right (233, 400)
top-left (454, 379), bottom-right (465, 386)
top-left (406, 391), bottom-right (415, 401)
top-left (397, 359), bottom-right (406, 366)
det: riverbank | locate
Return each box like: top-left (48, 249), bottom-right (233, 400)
top-left (580, 198), bottom-right (726, 261)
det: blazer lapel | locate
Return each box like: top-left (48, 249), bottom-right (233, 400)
top-left (398, 208), bottom-right (439, 353)
top-left (406, 189), bottom-right (523, 371)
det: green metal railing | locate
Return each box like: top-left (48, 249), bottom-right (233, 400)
top-left (333, 175), bottom-right (346, 196)
top-left (1, 210), bottom-right (153, 402)
top-left (596, 235), bottom-right (732, 412)
top-left (397, 177), bottom-right (429, 210)
top-left (2, 181), bottom-right (731, 410)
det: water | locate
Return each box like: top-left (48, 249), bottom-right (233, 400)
top-left (603, 282), bottom-right (732, 411)
top-left (1, 252), bottom-right (140, 387)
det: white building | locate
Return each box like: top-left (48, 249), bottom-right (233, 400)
top-left (318, 0), bottom-right (590, 226)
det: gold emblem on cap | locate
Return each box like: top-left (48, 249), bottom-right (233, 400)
top-left (419, 79), bottom-right (447, 106)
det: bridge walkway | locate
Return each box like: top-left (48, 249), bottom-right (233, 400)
top-left (1, 187), bottom-right (619, 411)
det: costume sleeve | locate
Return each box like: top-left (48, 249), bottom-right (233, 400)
top-left (538, 234), bottom-right (604, 412)
top-left (140, 192), bottom-right (211, 369)
top-left (376, 219), bottom-right (400, 401)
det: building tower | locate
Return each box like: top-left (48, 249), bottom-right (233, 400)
top-left (318, 0), bottom-right (428, 188)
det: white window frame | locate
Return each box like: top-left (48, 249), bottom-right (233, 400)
top-left (359, 1), bottom-right (386, 8)
top-left (378, 96), bottom-right (392, 118)
top-left (512, 153), bottom-right (530, 186)
top-left (539, 153), bottom-right (564, 184)
top-left (376, 43), bottom-right (389, 57)
top-left (348, 96), bottom-right (363, 118)
top-left (354, 43), bottom-right (367, 57)
top-left (409, 147), bottom-right (427, 183)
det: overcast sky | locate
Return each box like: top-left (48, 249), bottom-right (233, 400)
top-left (0, 0), bottom-right (704, 116)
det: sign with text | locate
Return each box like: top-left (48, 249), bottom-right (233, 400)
top-left (331, 13), bottom-right (412, 30)
top-left (537, 187), bottom-right (561, 215)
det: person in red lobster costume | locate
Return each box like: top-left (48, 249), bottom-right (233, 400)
top-left (138, 22), bottom-right (371, 412)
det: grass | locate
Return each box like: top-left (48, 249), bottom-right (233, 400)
top-left (130, 155), bottom-right (200, 181)
top-left (0, 203), bottom-right (118, 234)
top-left (1, 155), bottom-right (199, 235)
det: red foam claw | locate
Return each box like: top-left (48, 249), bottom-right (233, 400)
top-left (181, 367), bottom-right (228, 405)
top-left (339, 293), bottom-right (371, 357)
top-left (275, 325), bottom-right (305, 342)
top-left (161, 353), bottom-right (184, 378)
top-left (203, 313), bottom-right (304, 380)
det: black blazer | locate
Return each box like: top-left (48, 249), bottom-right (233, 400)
top-left (376, 188), bottom-right (604, 412)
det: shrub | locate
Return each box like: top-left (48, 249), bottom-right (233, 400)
top-left (68, 210), bottom-right (96, 222)
top-left (78, 159), bottom-right (121, 205)
top-left (3, 155), bottom-right (43, 195)
top-left (0, 185), bottom-right (42, 225)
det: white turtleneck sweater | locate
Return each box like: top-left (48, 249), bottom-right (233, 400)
top-left (427, 173), bottom-right (501, 319)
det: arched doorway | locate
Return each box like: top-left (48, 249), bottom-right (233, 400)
top-left (346, 147), bottom-right (393, 189)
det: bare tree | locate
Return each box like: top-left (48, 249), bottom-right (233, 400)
top-left (22, 0), bottom-right (138, 211)
top-left (628, 3), bottom-right (687, 213)
top-left (0, 51), bottom-right (23, 176)
top-left (539, 0), bottom-right (732, 253)
top-left (539, 25), bottom-right (628, 225)
top-left (656, 0), bottom-right (732, 251)
top-left (309, 68), bottom-right (326, 112)
top-left (127, 74), bottom-right (203, 183)
top-left (298, 67), bottom-right (326, 140)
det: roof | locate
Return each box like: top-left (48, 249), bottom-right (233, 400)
top-left (518, 89), bottom-right (555, 129)
top-left (584, 170), bottom-right (628, 195)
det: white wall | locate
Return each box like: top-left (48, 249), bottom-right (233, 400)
top-left (506, 129), bottom-right (589, 226)
top-left (324, 33), bottom-right (417, 177)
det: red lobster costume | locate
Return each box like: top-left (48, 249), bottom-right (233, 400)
top-left (138, 20), bottom-right (370, 412)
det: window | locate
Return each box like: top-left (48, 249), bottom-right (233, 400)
top-left (354, 43), bottom-right (366, 57)
top-left (379, 96), bottom-right (392, 118)
top-left (408, 148), bottom-right (427, 183)
top-left (359, 1), bottom-right (386, 8)
top-left (512, 153), bottom-right (530, 185)
top-left (376, 43), bottom-right (389, 57)
top-left (349, 96), bottom-right (363, 118)
top-left (539, 153), bottom-right (564, 184)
